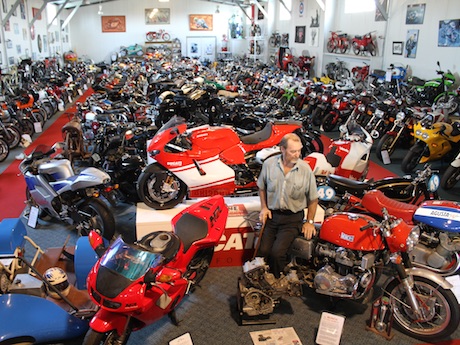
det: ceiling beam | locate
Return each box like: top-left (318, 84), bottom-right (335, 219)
top-left (29, 1), bottom-right (49, 29)
top-left (253, 0), bottom-right (268, 19)
top-left (2, 0), bottom-right (22, 26)
top-left (374, 0), bottom-right (388, 21)
top-left (47, 0), bottom-right (70, 29)
top-left (278, 0), bottom-right (291, 15)
top-left (61, 0), bottom-right (82, 30)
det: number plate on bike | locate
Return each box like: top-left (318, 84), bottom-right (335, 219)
top-left (317, 186), bottom-right (336, 201)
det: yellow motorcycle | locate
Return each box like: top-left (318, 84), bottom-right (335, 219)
top-left (401, 115), bottom-right (460, 173)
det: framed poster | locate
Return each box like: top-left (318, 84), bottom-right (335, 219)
top-left (295, 26), bottom-right (306, 43)
top-left (32, 7), bottom-right (42, 20)
top-left (189, 15), bottom-right (213, 31)
top-left (406, 4), bottom-right (426, 25)
top-left (405, 29), bottom-right (419, 58)
top-left (186, 36), bottom-right (216, 62)
top-left (101, 16), bottom-right (126, 33)
top-left (145, 8), bottom-right (170, 24)
top-left (438, 19), bottom-right (460, 47)
top-left (392, 41), bottom-right (403, 55)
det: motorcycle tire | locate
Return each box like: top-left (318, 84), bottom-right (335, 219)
top-left (77, 198), bottom-right (115, 240)
top-left (320, 113), bottom-right (336, 132)
top-left (3, 126), bottom-right (21, 149)
top-left (0, 137), bottom-right (9, 163)
top-left (368, 43), bottom-right (377, 56)
top-left (440, 165), bottom-right (460, 190)
top-left (339, 42), bottom-right (349, 54)
top-left (352, 42), bottom-right (360, 55)
top-left (137, 167), bottom-right (187, 210)
top-left (375, 133), bottom-right (397, 162)
top-left (385, 276), bottom-right (460, 342)
top-left (185, 247), bottom-right (214, 292)
top-left (82, 328), bottom-right (131, 345)
top-left (296, 129), bottom-right (324, 156)
top-left (311, 107), bottom-right (324, 126)
top-left (434, 94), bottom-right (459, 115)
top-left (326, 40), bottom-right (335, 53)
top-left (401, 142), bottom-right (426, 173)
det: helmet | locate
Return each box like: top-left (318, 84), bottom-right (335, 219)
top-left (44, 267), bottom-right (70, 299)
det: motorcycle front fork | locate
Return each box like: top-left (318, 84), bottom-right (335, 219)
top-left (393, 256), bottom-right (423, 318)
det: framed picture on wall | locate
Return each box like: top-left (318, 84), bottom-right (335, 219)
top-left (145, 8), bottom-right (170, 24)
top-left (405, 29), bottom-right (419, 58)
top-left (406, 4), bottom-right (426, 25)
top-left (392, 41), bottom-right (403, 55)
top-left (189, 14), bottom-right (213, 31)
top-left (438, 19), bottom-right (460, 47)
top-left (32, 7), bottom-right (42, 20)
top-left (295, 26), bottom-right (306, 43)
top-left (101, 16), bottom-right (126, 33)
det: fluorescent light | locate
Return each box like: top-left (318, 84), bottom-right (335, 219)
top-left (158, 0), bottom-right (170, 2)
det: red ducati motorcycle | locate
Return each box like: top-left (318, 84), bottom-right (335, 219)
top-left (83, 195), bottom-right (228, 345)
top-left (137, 116), bottom-right (309, 210)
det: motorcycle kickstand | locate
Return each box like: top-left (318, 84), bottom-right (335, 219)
top-left (169, 310), bottom-right (180, 326)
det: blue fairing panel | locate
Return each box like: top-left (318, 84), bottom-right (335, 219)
top-left (0, 294), bottom-right (88, 343)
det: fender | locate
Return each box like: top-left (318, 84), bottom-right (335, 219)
top-left (382, 267), bottom-right (453, 291)
top-left (142, 162), bottom-right (169, 174)
top-left (89, 308), bottom-right (130, 335)
top-left (452, 156), bottom-right (460, 168)
top-left (433, 91), bottom-right (457, 103)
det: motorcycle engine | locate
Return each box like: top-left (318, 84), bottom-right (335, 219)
top-left (238, 258), bottom-right (302, 317)
top-left (313, 244), bottom-right (375, 299)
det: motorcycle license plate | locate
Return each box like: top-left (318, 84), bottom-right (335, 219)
top-left (427, 174), bottom-right (440, 192)
top-left (317, 186), bottom-right (336, 201)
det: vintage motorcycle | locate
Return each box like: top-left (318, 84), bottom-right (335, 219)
top-left (441, 148), bottom-right (460, 190)
top-left (83, 195), bottom-right (228, 345)
top-left (305, 121), bottom-right (373, 181)
top-left (137, 115), bottom-right (311, 210)
top-left (238, 208), bottom-right (460, 342)
top-left (19, 144), bottom-right (116, 240)
top-left (326, 31), bottom-right (350, 54)
top-left (351, 31), bottom-right (377, 56)
top-left (346, 189), bottom-right (460, 277)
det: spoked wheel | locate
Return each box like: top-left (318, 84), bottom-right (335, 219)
top-left (184, 248), bottom-right (214, 292)
top-left (0, 137), bottom-right (9, 162)
top-left (385, 276), bottom-right (460, 342)
top-left (440, 165), bottom-right (460, 190)
top-left (401, 142), bottom-right (426, 173)
top-left (82, 329), bottom-right (131, 345)
top-left (352, 42), bottom-right (360, 55)
top-left (368, 43), bottom-right (377, 56)
top-left (137, 168), bottom-right (187, 210)
top-left (326, 41), bottom-right (335, 53)
top-left (375, 133), bottom-right (397, 162)
top-left (76, 198), bottom-right (115, 240)
top-left (3, 126), bottom-right (21, 149)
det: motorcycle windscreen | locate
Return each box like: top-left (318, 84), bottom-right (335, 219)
top-left (96, 237), bottom-right (164, 298)
top-left (414, 200), bottom-right (460, 233)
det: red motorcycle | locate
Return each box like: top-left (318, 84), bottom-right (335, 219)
top-left (351, 31), bottom-right (377, 56)
top-left (83, 195), bottom-right (228, 344)
top-left (326, 31), bottom-right (350, 54)
top-left (137, 115), bottom-right (308, 209)
top-left (294, 55), bottom-right (315, 79)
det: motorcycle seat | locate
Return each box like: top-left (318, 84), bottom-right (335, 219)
top-left (327, 174), bottom-right (370, 194)
top-left (361, 190), bottom-right (417, 223)
top-left (174, 213), bottom-right (208, 253)
top-left (240, 122), bottom-right (273, 145)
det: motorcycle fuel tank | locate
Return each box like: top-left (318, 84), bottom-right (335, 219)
top-left (414, 200), bottom-right (460, 233)
top-left (320, 213), bottom-right (384, 251)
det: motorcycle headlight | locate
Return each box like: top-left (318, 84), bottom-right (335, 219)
top-left (406, 226), bottom-right (420, 252)
top-left (415, 129), bottom-right (422, 136)
top-left (333, 101), bottom-right (340, 109)
top-left (321, 94), bottom-right (329, 102)
top-left (396, 112), bottom-right (405, 121)
top-left (421, 132), bottom-right (429, 140)
top-left (375, 109), bottom-right (384, 118)
top-left (358, 104), bottom-right (366, 112)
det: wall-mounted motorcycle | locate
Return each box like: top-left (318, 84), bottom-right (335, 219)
top-left (19, 144), bottom-right (115, 240)
top-left (238, 208), bottom-right (459, 343)
top-left (351, 31), bottom-right (377, 56)
top-left (83, 195), bottom-right (228, 345)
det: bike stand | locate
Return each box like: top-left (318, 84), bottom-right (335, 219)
top-left (239, 313), bottom-right (277, 326)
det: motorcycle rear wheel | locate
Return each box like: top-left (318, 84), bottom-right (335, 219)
top-left (440, 165), bottom-right (460, 190)
top-left (401, 142), bottom-right (426, 173)
top-left (352, 42), bottom-right (360, 55)
top-left (385, 276), bottom-right (460, 342)
top-left (82, 329), bottom-right (131, 345)
top-left (326, 40), bottom-right (335, 53)
top-left (3, 126), bottom-right (21, 149)
top-left (137, 169), bottom-right (187, 210)
top-left (77, 198), bottom-right (115, 240)
top-left (320, 113), bottom-right (336, 132)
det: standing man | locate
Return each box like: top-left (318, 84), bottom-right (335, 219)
top-left (257, 133), bottom-right (318, 278)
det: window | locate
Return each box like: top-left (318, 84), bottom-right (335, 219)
top-left (280, 0), bottom-right (292, 20)
top-left (344, 0), bottom-right (375, 13)
top-left (46, 3), bottom-right (57, 26)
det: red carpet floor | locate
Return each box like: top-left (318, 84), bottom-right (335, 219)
top-left (0, 89), bottom-right (94, 220)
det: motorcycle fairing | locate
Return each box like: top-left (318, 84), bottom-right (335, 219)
top-left (0, 294), bottom-right (88, 343)
top-left (414, 201), bottom-right (460, 233)
top-left (320, 213), bottom-right (385, 251)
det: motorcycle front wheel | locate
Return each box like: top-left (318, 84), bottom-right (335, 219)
top-left (137, 169), bottom-right (187, 210)
top-left (0, 137), bottom-right (9, 162)
top-left (401, 142), bottom-right (426, 173)
top-left (385, 276), bottom-right (460, 342)
top-left (83, 328), bottom-right (131, 345)
top-left (77, 198), bottom-right (115, 240)
top-left (352, 42), bottom-right (360, 55)
top-left (375, 133), bottom-right (397, 162)
top-left (440, 165), bottom-right (460, 190)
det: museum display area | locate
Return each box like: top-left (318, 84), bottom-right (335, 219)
top-left (0, 0), bottom-right (459, 344)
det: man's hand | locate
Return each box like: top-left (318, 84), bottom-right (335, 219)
top-left (259, 207), bottom-right (272, 225)
top-left (302, 222), bottom-right (316, 240)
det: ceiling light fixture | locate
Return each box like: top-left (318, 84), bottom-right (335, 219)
top-left (97, 4), bottom-right (103, 15)
top-left (158, 0), bottom-right (170, 3)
